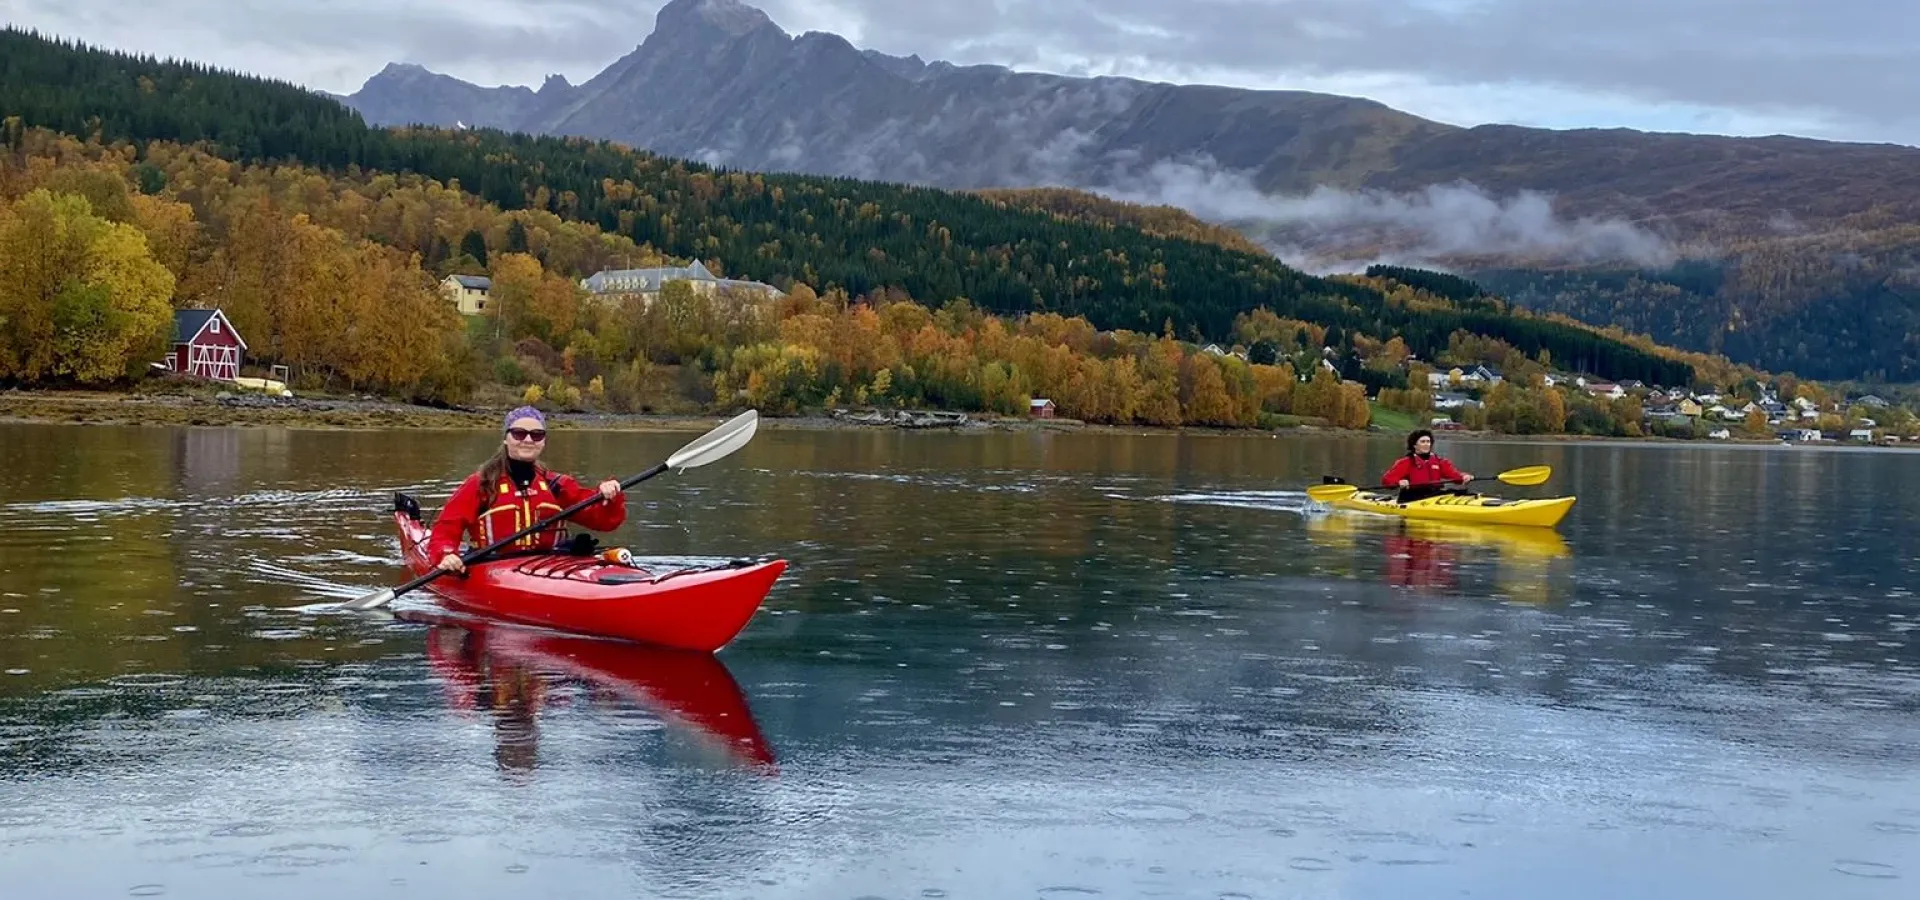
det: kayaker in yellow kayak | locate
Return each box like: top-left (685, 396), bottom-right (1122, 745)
top-left (428, 406), bottom-right (626, 574)
top-left (1381, 429), bottom-right (1474, 502)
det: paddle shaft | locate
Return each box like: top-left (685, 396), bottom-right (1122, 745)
top-left (392, 461), bottom-right (668, 600)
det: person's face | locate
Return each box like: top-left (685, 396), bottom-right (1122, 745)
top-left (504, 417), bottom-right (547, 462)
top-left (1414, 436), bottom-right (1434, 454)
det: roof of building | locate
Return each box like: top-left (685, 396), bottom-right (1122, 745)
top-left (449, 274), bottom-right (492, 290)
top-left (582, 261), bottom-right (717, 293)
top-left (169, 308), bottom-right (248, 351)
top-left (173, 309), bottom-right (217, 343)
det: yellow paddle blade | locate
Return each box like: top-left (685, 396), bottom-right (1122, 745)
top-left (1497, 465), bottom-right (1552, 486)
top-left (1306, 483), bottom-right (1360, 503)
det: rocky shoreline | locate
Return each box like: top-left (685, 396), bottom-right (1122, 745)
top-left (5, 388), bottom-right (1864, 447)
top-left (0, 389), bottom-right (1105, 435)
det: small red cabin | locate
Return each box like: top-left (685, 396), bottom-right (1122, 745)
top-left (1029, 398), bottom-right (1056, 419)
top-left (162, 309), bottom-right (246, 382)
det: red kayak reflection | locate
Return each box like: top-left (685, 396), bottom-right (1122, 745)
top-left (1306, 512), bottom-right (1572, 604)
top-left (405, 610), bottom-right (777, 775)
top-left (1384, 532), bottom-right (1458, 592)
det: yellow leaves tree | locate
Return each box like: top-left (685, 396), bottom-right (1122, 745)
top-left (1180, 355), bottom-right (1238, 426)
top-left (486, 251), bottom-right (544, 341)
top-left (1334, 381), bottom-right (1372, 429)
top-left (1291, 366), bottom-right (1344, 422)
top-left (128, 193), bottom-right (199, 281)
top-left (1252, 363), bottom-right (1295, 413)
top-left (0, 190), bottom-right (175, 384)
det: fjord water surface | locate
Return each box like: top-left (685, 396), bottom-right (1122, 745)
top-left (0, 423), bottom-right (1914, 899)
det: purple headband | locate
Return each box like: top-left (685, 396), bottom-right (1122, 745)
top-left (503, 406), bottom-right (546, 431)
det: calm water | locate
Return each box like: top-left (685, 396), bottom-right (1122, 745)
top-left (1, 422), bottom-right (1916, 899)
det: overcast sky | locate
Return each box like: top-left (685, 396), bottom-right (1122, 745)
top-left (5, 0), bottom-right (1912, 146)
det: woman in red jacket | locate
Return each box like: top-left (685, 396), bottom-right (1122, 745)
top-left (1381, 429), bottom-right (1474, 501)
top-left (427, 406), bottom-right (626, 574)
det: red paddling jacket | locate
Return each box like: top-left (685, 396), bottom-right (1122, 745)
top-left (1381, 453), bottom-right (1467, 487)
top-left (427, 465), bottom-right (626, 562)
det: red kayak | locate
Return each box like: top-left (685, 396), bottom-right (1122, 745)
top-left (392, 496), bottom-right (785, 652)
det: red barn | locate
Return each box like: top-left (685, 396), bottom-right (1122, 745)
top-left (162, 309), bottom-right (246, 382)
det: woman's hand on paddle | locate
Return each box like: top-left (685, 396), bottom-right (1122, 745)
top-left (1397, 478), bottom-right (1411, 489)
top-left (1459, 473), bottom-right (1474, 483)
top-left (598, 479), bottom-right (621, 502)
top-left (437, 553), bottom-right (465, 574)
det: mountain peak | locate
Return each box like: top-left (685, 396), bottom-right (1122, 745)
top-left (656, 0), bottom-right (781, 38)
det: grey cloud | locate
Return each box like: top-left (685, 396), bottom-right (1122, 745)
top-left (4, 0), bottom-right (663, 89)
top-left (7, 0), bottom-right (1912, 143)
top-left (754, 0), bottom-right (1918, 143)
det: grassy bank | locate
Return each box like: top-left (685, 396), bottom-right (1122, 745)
top-left (1366, 403), bottom-right (1424, 433)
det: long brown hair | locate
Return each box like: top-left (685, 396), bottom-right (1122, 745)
top-left (477, 445), bottom-right (512, 490)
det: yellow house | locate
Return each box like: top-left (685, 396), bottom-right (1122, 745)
top-left (440, 274), bottom-right (491, 315)
top-left (1677, 398), bottom-right (1704, 417)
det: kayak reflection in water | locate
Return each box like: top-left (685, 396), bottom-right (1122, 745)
top-left (417, 615), bottom-right (778, 775)
top-left (1380, 428), bottom-right (1474, 503)
top-left (427, 405), bottom-right (628, 575)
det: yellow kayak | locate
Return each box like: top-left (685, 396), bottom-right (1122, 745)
top-left (1333, 488), bottom-right (1576, 528)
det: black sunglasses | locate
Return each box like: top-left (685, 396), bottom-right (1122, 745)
top-left (506, 428), bottom-right (547, 442)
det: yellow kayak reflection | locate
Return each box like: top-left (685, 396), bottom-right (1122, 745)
top-left (1304, 509), bottom-right (1571, 604)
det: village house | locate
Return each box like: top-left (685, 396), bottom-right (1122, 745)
top-left (1581, 380), bottom-right (1625, 400)
top-left (158, 309), bottom-right (245, 382)
top-left (1029, 398), bottom-right (1056, 419)
top-left (440, 274), bottom-right (491, 315)
top-left (580, 261), bottom-right (781, 304)
top-left (1424, 365), bottom-right (1501, 389)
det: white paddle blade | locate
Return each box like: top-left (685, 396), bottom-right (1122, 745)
top-left (338, 588), bottom-right (396, 611)
top-left (667, 409), bottom-right (759, 471)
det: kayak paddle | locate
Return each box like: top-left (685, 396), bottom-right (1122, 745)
top-left (339, 409), bottom-right (762, 612)
top-left (1494, 465), bottom-right (1551, 486)
top-left (1306, 464), bottom-right (1552, 503)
